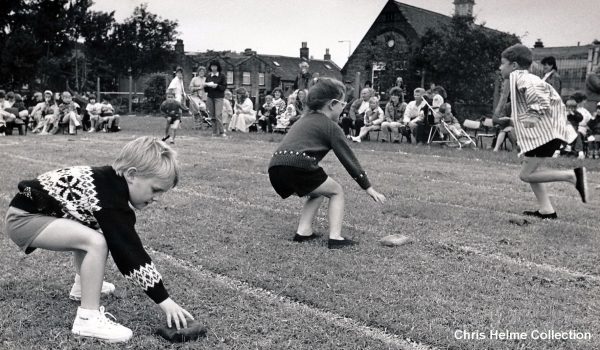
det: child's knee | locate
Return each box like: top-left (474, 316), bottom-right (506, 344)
top-left (86, 233), bottom-right (108, 252)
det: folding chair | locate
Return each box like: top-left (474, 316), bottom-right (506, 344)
top-left (476, 118), bottom-right (497, 148)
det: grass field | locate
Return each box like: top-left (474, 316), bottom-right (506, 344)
top-left (0, 116), bottom-right (598, 350)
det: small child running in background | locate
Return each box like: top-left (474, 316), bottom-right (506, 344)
top-left (4, 136), bottom-right (194, 343)
top-left (268, 78), bottom-right (386, 249)
top-left (499, 44), bottom-right (588, 220)
top-left (160, 88), bottom-right (189, 144)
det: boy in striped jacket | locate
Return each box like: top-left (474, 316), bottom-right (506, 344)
top-left (499, 44), bottom-right (588, 220)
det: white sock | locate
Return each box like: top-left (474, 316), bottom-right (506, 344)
top-left (77, 307), bottom-right (100, 318)
top-left (75, 274), bottom-right (81, 285)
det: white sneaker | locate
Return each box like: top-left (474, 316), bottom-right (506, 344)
top-left (72, 306), bottom-right (133, 343)
top-left (38, 131), bottom-right (49, 135)
top-left (88, 129), bottom-right (95, 133)
top-left (69, 280), bottom-right (116, 301)
top-left (352, 136), bottom-right (361, 143)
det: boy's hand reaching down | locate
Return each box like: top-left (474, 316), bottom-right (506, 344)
top-left (366, 187), bottom-right (386, 203)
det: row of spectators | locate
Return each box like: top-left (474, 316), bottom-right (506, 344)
top-left (0, 90), bottom-right (120, 136)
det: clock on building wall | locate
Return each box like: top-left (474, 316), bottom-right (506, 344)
top-left (378, 32), bottom-right (407, 51)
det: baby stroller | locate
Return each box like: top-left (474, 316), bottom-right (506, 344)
top-left (424, 100), bottom-right (476, 149)
top-left (188, 95), bottom-right (212, 130)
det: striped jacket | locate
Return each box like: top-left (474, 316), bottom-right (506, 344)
top-left (9, 166), bottom-right (169, 304)
top-left (509, 70), bottom-right (567, 153)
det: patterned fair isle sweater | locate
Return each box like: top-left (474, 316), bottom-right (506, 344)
top-left (9, 166), bottom-right (169, 304)
top-left (268, 112), bottom-right (372, 190)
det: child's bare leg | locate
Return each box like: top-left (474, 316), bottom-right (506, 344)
top-left (519, 157), bottom-right (576, 214)
top-left (297, 195), bottom-right (325, 236)
top-left (494, 132), bottom-right (506, 151)
top-left (30, 219), bottom-right (108, 310)
top-left (170, 120), bottom-right (180, 141)
top-left (303, 177), bottom-right (345, 240)
top-left (165, 121), bottom-right (170, 137)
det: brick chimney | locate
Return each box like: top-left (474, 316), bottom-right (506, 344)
top-left (175, 39), bottom-right (184, 54)
top-left (324, 48), bottom-right (331, 61)
top-left (300, 42), bottom-right (309, 60)
top-left (534, 39), bottom-right (544, 48)
top-left (454, 0), bottom-right (474, 17)
top-left (244, 48), bottom-right (256, 56)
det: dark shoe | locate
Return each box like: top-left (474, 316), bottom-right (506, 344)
top-left (292, 233), bottom-right (321, 242)
top-left (522, 210), bottom-right (557, 220)
top-left (328, 238), bottom-right (358, 249)
top-left (162, 135), bottom-right (170, 142)
top-left (381, 138), bottom-right (388, 143)
top-left (574, 167), bottom-right (588, 203)
top-left (392, 139), bottom-right (400, 144)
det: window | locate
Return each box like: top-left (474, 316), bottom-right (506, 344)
top-left (272, 61), bottom-right (280, 67)
top-left (324, 64), bottom-right (332, 70)
top-left (227, 71), bottom-right (233, 84)
top-left (259, 73), bottom-right (265, 86)
top-left (243, 71), bottom-right (251, 85)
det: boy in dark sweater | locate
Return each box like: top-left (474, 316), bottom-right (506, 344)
top-left (268, 78), bottom-right (386, 249)
top-left (5, 136), bottom-right (194, 342)
top-left (160, 89), bottom-right (188, 144)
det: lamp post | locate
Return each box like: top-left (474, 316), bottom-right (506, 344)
top-left (338, 40), bottom-right (351, 58)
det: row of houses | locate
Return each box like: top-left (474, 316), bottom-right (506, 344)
top-left (117, 0), bottom-right (598, 109)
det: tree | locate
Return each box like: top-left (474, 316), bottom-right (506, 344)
top-left (409, 16), bottom-right (520, 109)
top-left (112, 4), bottom-right (178, 81)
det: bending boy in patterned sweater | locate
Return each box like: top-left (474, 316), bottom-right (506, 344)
top-left (499, 44), bottom-right (588, 220)
top-left (5, 136), bottom-right (194, 342)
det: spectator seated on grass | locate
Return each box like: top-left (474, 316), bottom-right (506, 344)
top-left (403, 88), bottom-right (428, 145)
top-left (341, 88), bottom-right (371, 139)
top-left (0, 90), bottom-right (18, 135)
top-left (274, 104), bottom-right (295, 132)
top-left (99, 95), bottom-right (120, 132)
top-left (290, 89), bottom-right (307, 126)
top-left (31, 90), bottom-right (59, 135)
top-left (257, 95), bottom-right (277, 133)
top-left (229, 87), bottom-right (256, 133)
top-left (559, 99), bottom-right (585, 158)
top-left (2, 92), bottom-right (29, 135)
top-left (86, 95), bottom-right (102, 132)
top-left (381, 87), bottom-right (407, 143)
top-left (56, 91), bottom-right (83, 135)
top-left (585, 102), bottom-right (600, 158)
top-left (352, 97), bottom-right (384, 142)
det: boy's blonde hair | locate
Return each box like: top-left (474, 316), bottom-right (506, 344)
top-left (62, 91), bottom-right (72, 98)
top-left (112, 136), bottom-right (180, 187)
top-left (368, 96), bottom-right (379, 105)
top-left (166, 88), bottom-right (176, 97)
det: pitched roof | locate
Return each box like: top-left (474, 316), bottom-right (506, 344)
top-left (394, 1), bottom-right (453, 37)
top-left (532, 45), bottom-right (596, 60)
top-left (258, 55), bottom-right (342, 81)
top-left (393, 1), bottom-right (504, 37)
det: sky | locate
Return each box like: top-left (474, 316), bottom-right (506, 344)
top-left (90, 0), bottom-right (598, 68)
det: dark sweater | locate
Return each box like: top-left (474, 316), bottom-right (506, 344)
top-left (160, 100), bottom-right (185, 117)
top-left (567, 111), bottom-right (583, 128)
top-left (204, 73), bottom-right (227, 99)
top-left (9, 166), bottom-right (169, 304)
top-left (268, 112), bottom-right (371, 190)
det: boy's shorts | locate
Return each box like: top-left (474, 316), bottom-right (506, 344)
top-left (524, 139), bottom-right (562, 158)
top-left (167, 115), bottom-right (181, 124)
top-left (268, 166), bottom-right (328, 199)
top-left (5, 207), bottom-right (57, 254)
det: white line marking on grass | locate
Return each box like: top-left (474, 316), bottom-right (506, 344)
top-left (173, 187), bottom-right (600, 282)
top-left (5, 154), bottom-right (64, 168)
top-left (148, 247), bottom-right (438, 350)
top-left (459, 246), bottom-right (599, 282)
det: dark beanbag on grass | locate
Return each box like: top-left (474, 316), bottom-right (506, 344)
top-left (156, 319), bottom-right (207, 342)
